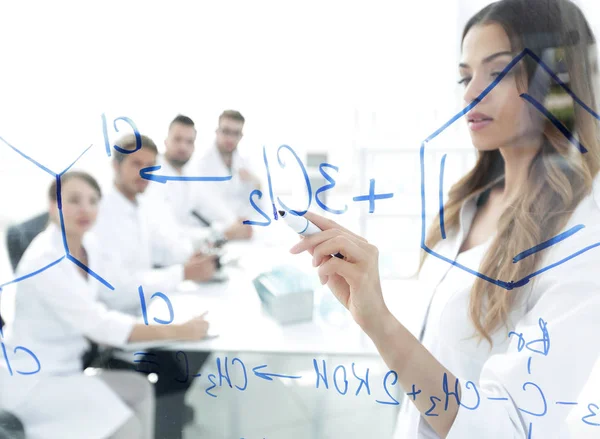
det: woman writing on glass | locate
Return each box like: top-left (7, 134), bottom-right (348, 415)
top-left (0, 171), bottom-right (210, 439)
top-left (291, 0), bottom-right (600, 437)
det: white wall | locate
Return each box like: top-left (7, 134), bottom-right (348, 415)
top-left (0, 0), bottom-right (461, 222)
top-left (1, 0), bottom-right (599, 254)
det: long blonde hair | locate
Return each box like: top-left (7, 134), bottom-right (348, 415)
top-left (421, 0), bottom-right (600, 346)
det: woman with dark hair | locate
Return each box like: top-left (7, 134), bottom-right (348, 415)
top-left (0, 171), bottom-right (210, 439)
top-left (291, 0), bottom-right (600, 437)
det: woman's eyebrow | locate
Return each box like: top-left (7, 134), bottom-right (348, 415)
top-left (459, 50), bottom-right (514, 69)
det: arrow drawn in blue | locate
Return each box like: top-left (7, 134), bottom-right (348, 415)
top-left (140, 165), bottom-right (233, 184)
top-left (252, 365), bottom-right (302, 381)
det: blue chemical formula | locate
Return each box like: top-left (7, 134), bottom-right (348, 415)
top-left (131, 319), bottom-right (599, 437)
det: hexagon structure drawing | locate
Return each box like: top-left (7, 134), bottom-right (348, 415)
top-left (0, 139), bottom-right (114, 293)
top-left (419, 48), bottom-right (600, 290)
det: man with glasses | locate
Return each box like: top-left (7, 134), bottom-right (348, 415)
top-left (144, 114), bottom-right (253, 244)
top-left (195, 110), bottom-right (262, 224)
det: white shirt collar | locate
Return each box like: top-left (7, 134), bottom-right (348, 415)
top-left (37, 221), bottom-right (98, 267)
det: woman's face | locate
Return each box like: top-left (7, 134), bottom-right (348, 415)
top-left (460, 23), bottom-right (536, 151)
top-left (50, 177), bottom-right (100, 236)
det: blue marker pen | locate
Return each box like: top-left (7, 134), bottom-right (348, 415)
top-left (279, 210), bottom-right (344, 259)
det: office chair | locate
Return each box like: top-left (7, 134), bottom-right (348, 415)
top-left (5, 212), bottom-right (49, 272)
top-left (0, 411), bottom-right (25, 439)
top-left (2, 213), bottom-right (48, 331)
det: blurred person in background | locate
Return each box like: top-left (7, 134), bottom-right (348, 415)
top-left (0, 171), bottom-right (210, 439)
top-left (195, 109), bottom-right (262, 222)
top-left (144, 114), bottom-right (252, 245)
top-left (92, 134), bottom-right (216, 439)
top-left (94, 133), bottom-right (217, 313)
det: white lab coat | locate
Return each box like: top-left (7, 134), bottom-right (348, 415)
top-left (393, 177), bottom-right (600, 438)
top-left (92, 185), bottom-right (194, 316)
top-left (143, 155), bottom-right (238, 243)
top-left (0, 223), bottom-right (137, 439)
top-left (193, 143), bottom-right (261, 220)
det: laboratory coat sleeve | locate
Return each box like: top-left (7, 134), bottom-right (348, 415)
top-left (33, 263), bottom-right (137, 348)
top-left (91, 221), bottom-right (185, 314)
top-left (446, 240), bottom-right (600, 438)
top-left (98, 258), bottom-right (185, 314)
top-left (146, 201), bottom-right (194, 266)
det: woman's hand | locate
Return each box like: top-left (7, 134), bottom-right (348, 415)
top-left (184, 253), bottom-right (218, 282)
top-left (178, 313), bottom-right (210, 341)
top-left (289, 211), bottom-right (389, 332)
top-left (128, 312), bottom-right (210, 343)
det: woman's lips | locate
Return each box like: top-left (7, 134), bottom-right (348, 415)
top-left (467, 112), bottom-right (493, 132)
top-left (468, 119), bottom-right (493, 131)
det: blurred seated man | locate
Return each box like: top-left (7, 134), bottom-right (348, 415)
top-left (194, 109), bottom-right (263, 221)
top-left (92, 133), bottom-right (215, 439)
top-left (144, 114), bottom-right (252, 245)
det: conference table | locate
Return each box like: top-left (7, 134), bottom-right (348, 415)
top-left (124, 226), bottom-right (383, 356)
top-left (121, 226), bottom-right (411, 438)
